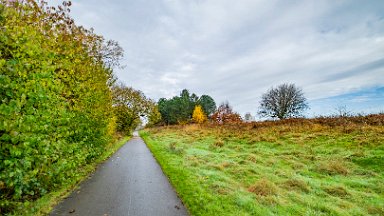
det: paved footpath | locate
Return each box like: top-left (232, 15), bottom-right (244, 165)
top-left (50, 133), bottom-right (188, 216)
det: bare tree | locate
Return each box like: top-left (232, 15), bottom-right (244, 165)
top-left (258, 83), bottom-right (308, 119)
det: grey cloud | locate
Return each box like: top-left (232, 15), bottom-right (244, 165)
top-left (49, 0), bottom-right (384, 115)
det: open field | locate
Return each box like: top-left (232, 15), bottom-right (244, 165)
top-left (141, 115), bottom-right (384, 215)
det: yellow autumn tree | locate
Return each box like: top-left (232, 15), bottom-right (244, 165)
top-left (192, 105), bottom-right (207, 124)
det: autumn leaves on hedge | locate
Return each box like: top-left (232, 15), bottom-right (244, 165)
top-left (0, 1), bottom-right (131, 213)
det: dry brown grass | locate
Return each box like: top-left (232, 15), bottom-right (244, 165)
top-left (323, 185), bottom-right (350, 197)
top-left (248, 178), bottom-right (278, 196)
top-left (367, 205), bottom-right (384, 215)
top-left (282, 179), bottom-right (310, 192)
top-left (213, 161), bottom-right (232, 171)
top-left (181, 124), bottom-right (201, 134)
top-left (212, 139), bottom-right (225, 148)
top-left (151, 114), bottom-right (384, 138)
top-left (247, 154), bottom-right (258, 163)
top-left (317, 160), bottom-right (350, 175)
top-left (209, 114), bottom-right (384, 137)
top-left (289, 161), bottom-right (305, 170)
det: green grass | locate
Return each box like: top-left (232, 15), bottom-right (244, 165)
top-left (140, 122), bottom-right (384, 216)
top-left (10, 136), bottom-right (131, 216)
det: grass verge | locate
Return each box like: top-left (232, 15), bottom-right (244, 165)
top-left (141, 120), bottom-right (384, 216)
top-left (10, 136), bottom-right (131, 216)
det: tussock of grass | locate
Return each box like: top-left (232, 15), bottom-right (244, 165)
top-left (317, 160), bottom-right (350, 175)
top-left (367, 205), bottom-right (384, 215)
top-left (248, 178), bottom-right (278, 196)
top-left (141, 115), bottom-right (384, 215)
top-left (212, 139), bottom-right (225, 148)
top-left (282, 179), bottom-right (310, 192)
top-left (247, 154), bottom-right (258, 163)
top-left (323, 185), bottom-right (350, 197)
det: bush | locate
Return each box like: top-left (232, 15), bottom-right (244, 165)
top-left (211, 102), bottom-right (242, 124)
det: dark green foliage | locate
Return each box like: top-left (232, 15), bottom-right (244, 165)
top-left (198, 95), bottom-right (216, 116)
top-left (0, 1), bottom-right (122, 213)
top-left (178, 89), bottom-right (196, 122)
top-left (158, 89), bottom-right (216, 124)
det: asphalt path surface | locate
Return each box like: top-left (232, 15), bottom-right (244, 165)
top-left (50, 132), bottom-right (188, 216)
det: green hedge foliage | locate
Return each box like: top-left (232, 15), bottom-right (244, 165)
top-left (0, 1), bottom-right (117, 213)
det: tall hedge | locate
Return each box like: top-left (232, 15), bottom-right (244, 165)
top-left (0, 1), bottom-right (119, 213)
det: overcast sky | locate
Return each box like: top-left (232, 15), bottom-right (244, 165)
top-left (56, 0), bottom-right (384, 117)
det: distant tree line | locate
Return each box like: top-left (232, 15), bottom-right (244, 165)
top-left (156, 90), bottom-right (246, 125)
top-left (158, 89), bottom-right (216, 124)
top-left (156, 83), bottom-right (308, 125)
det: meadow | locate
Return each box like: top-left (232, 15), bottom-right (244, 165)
top-left (141, 115), bottom-right (384, 215)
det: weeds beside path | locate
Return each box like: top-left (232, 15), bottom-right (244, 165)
top-left (141, 117), bottom-right (384, 215)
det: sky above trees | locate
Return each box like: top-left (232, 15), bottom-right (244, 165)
top-left (50, 0), bottom-right (384, 117)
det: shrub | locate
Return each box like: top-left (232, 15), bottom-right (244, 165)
top-left (211, 102), bottom-right (242, 124)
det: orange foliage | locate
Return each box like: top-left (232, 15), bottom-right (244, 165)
top-left (211, 103), bottom-right (242, 124)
